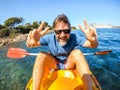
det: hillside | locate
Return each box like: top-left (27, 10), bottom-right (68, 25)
top-left (90, 23), bottom-right (120, 28)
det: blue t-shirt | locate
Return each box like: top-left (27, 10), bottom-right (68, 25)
top-left (40, 32), bottom-right (85, 61)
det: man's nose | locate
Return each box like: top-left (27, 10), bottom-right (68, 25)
top-left (60, 31), bottom-right (65, 36)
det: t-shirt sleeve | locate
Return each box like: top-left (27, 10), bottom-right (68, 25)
top-left (40, 35), bottom-right (49, 45)
top-left (79, 37), bottom-right (86, 46)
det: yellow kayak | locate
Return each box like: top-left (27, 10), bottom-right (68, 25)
top-left (25, 69), bottom-right (101, 90)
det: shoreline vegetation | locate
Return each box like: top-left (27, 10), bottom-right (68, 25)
top-left (0, 17), bottom-right (56, 47)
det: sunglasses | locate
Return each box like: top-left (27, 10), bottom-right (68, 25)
top-left (54, 29), bottom-right (71, 34)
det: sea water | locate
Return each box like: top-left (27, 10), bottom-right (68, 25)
top-left (0, 28), bottom-right (120, 90)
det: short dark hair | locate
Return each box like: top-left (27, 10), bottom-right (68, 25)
top-left (53, 14), bottom-right (71, 29)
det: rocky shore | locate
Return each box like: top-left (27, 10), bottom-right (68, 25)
top-left (0, 34), bottom-right (28, 47)
top-left (0, 30), bottom-right (54, 47)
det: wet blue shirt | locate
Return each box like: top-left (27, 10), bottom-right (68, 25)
top-left (40, 32), bottom-right (85, 61)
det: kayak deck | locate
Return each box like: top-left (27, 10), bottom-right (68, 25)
top-left (26, 70), bottom-right (101, 90)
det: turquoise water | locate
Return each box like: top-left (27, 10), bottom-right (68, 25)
top-left (0, 29), bottom-right (120, 90)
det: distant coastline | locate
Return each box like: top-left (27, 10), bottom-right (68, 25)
top-left (90, 23), bottom-right (120, 29)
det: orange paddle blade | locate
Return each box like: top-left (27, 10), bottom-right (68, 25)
top-left (7, 48), bottom-right (30, 59)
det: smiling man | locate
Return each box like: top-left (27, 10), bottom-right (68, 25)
top-left (26, 14), bottom-right (98, 90)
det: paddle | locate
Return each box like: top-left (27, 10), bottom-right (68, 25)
top-left (7, 48), bottom-right (112, 59)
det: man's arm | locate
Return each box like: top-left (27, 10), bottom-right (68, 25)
top-left (83, 39), bottom-right (98, 48)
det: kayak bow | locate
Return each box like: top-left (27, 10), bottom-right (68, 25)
top-left (25, 69), bottom-right (101, 90)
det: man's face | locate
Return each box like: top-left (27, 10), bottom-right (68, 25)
top-left (54, 21), bottom-right (71, 46)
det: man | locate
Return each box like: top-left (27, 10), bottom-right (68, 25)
top-left (26, 14), bottom-right (98, 90)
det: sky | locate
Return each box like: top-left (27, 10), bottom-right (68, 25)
top-left (0, 0), bottom-right (120, 27)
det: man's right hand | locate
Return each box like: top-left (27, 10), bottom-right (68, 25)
top-left (26, 22), bottom-right (50, 48)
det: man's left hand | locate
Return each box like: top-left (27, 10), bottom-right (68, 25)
top-left (78, 19), bottom-right (97, 42)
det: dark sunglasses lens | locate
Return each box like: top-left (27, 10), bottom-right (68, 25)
top-left (64, 30), bottom-right (71, 34)
top-left (55, 30), bottom-right (71, 34)
top-left (55, 30), bottom-right (62, 34)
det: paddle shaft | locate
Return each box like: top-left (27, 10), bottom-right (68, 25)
top-left (17, 52), bottom-right (38, 56)
top-left (7, 48), bottom-right (112, 59)
top-left (23, 53), bottom-right (92, 56)
top-left (28, 53), bottom-right (38, 56)
top-left (25, 52), bottom-right (110, 56)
